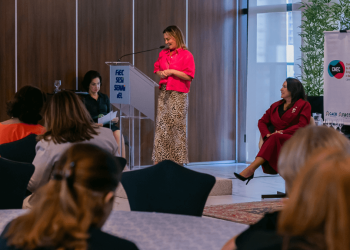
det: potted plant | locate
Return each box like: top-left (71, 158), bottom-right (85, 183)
top-left (299, 0), bottom-right (350, 117)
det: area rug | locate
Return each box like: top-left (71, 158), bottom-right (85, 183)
top-left (203, 200), bottom-right (284, 225)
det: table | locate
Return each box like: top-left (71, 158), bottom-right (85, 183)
top-left (0, 210), bottom-right (248, 250)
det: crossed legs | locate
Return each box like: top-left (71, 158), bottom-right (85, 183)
top-left (238, 157), bottom-right (265, 178)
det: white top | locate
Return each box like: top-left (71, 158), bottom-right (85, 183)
top-left (28, 127), bottom-right (119, 192)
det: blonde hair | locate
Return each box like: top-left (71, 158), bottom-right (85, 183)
top-left (278, 125), bottom-right (350, 191)
top-left (38, 91), bottom-right (98, 144)
top-left (278, 149), bottom-right (350, 250)
top-left (163, 25), bottom-right (187, 50)
top-left (5, 144), bottom-right (122, 250)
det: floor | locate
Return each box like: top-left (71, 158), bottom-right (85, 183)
top-left (113, 163), bottom-right (285, 211)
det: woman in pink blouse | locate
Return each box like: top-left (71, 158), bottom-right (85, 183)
top-left (152, 25), bottom-right (195, 165)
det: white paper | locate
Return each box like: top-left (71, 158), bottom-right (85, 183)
top-left (98, 111), bottom-right (118, 125)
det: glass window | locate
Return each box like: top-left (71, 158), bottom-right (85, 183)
top-left (257, 0), bottom-right (290, 6)
top-left (245, 1), bottom-right (301, 162)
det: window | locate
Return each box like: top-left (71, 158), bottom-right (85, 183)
top-left (245, 0), bottom-right (301, 162)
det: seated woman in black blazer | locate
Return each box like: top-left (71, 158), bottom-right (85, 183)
top-left (0, 144), bottom-right (139, 250)
top-left (82, 70), bottom-right (126, 158)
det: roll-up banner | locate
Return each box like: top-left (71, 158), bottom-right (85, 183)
top-left (324, 31), bottom-right (350, 124)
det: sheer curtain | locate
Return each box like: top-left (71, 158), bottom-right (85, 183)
top-left (245, 0), bottom-right (301, 162)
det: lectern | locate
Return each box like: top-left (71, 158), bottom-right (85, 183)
top-left (105, 62), bottom-right (158, 169)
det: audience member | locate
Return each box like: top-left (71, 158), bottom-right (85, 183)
top-left (0, 85), bottom-right (46, 144)
top-left (222, 126), bottom-right (350, 250)
top-left (81, 70), bottom-right (126, 158)
top-left (278, 125), bottom-right (350, 191)
top-left (26, 91), bottom-right (120, 207)
top-left (234, 149), bottom-right (350, 250)
top-left (0, 144), bottom-right (139, 250)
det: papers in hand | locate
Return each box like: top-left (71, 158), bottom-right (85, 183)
top-left (98, 111), bottom-right (118, 125)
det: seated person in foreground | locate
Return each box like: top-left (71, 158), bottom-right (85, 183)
top-left (82, 70), bottom-right (126, 158)
top-left (234, 78), bottom-right (311, 183)
top-left (25, 91), bottom-right (120, 208)
top-left (0, 144), bottom-right (139, 250)
top-left (222, 126), bottom-right (350, 250)
top-left (229, 149), bottom-right (350, 250)
top-left (0, 85), bottom-right (46, 144)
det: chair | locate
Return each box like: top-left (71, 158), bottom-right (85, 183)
top-left (115, 157), bottom-right (127, 172)
top-left (260, 117), bottom-right (315, 199)
top-left (0, 134), bottom-right (38, 163)
top-left (121, 160), bottom-right (216, 216)
top-left (0, 157), bottom-right (35, 209)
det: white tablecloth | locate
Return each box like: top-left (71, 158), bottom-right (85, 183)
top-left (0, 210), bottom-right (248, 250)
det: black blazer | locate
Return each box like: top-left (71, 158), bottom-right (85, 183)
top-left (0, 222), bottom-right (139, 250)
top-left (236, 211), bottom-right (326, 250)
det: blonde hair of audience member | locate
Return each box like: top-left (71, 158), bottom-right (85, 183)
top-left (5, 144), bottom-right (121, 250)
top-left (278, 149), bottom-right (350, 250)
top-left (38, 90), bottom-right (98, 144)
top-left (278, 125), bottom-right (350, 191)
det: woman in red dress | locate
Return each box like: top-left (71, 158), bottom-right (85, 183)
top-left (234, 78), bottom-right (311, 184)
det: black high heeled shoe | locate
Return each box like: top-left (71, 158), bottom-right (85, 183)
top-left (234, 172), bottom-right (254, 185)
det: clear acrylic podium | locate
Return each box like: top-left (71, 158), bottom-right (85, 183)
top-left (106, 62), bottom-right (158, 169)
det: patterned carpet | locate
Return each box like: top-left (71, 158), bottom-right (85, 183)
top-left (203, 200), bottom-right (284, 225)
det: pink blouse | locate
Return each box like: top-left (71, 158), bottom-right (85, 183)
top-left (154, 48), bottom-right (195, 93)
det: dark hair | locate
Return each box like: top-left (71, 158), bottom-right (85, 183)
top-left (6, 85), bottom-right (46, 124)
top-left (81, 70), bottom-right (102, 91)
top-left (283, 78), bottom-right (307, 109)
top-left (5, 143), bottom-right (122, 250)
top-left (163, 25), bottom-right (187, 50)
top-left (38, 91), bottom-right (98, 144)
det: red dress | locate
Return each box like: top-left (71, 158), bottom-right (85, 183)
top-left (257, 99), bottom-right (311, 173)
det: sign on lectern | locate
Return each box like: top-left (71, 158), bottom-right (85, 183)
top-left (106, 62), bottom-right (158, 169)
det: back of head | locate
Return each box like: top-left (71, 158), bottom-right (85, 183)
top-left (278, 126), bottom-right (350, 191)
top-left (5, 143), bottom-right (121, 250)
top-left (81, 70), bottom-right (102, 91)
top-left (278, 149), bottom-right (350, 250)
top-left (6, 85), bottom-right (46, 124)
top-left (163, 25), bottom-right (187, 50)
top-left (38, 90), bottom-right (98, 144)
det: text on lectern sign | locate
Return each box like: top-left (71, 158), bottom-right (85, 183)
top-left (109, 66), bottom-right (130, 104)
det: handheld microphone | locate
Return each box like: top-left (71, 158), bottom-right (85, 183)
top-left (117, 45), bottom-right (166, 62)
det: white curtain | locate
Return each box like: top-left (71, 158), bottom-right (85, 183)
top-left (245, 0), bottom-right (302, 162)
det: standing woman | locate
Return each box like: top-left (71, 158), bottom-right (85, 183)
top-left (82, 70), bottom-right (125, 158)
top-left (152, 25), bottom-right (195, 165)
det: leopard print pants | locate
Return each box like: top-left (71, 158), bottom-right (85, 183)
top-left (152, 85), bottom-right (189, 165)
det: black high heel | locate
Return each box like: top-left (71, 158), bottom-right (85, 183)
top-left (234, 172), bottom-right (254, 185)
